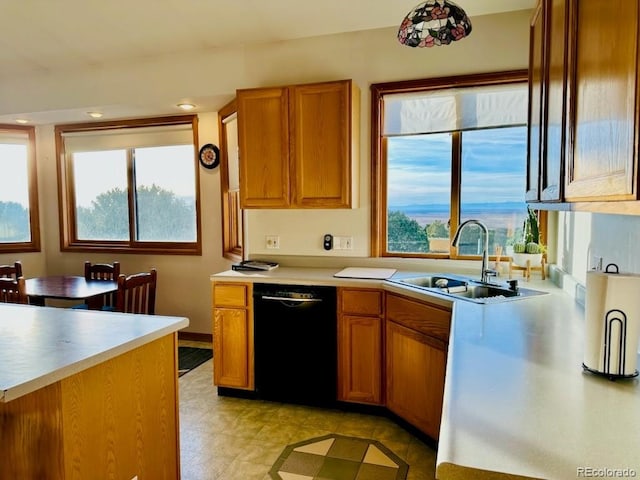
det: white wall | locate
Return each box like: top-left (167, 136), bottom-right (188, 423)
top-left (552, 211), bottom-right (640, 295)
top-left (1, 10), bottom-right (532, 333)
top-left (244, 12), bottom-right (531, 257)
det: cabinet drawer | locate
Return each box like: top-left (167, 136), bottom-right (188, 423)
top-left (213, 283), bottom-right (249, 307)
top-left (386, 293), bottom-right (451, 342)
top-left (340, 288), bottom-right (383, 316)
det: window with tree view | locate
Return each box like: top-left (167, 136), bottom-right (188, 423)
top-left (57, 116), bottom-right (201, 254)
top-left (0, 125), bottom-right (40, 253)
top-left (373, 72), bottom-right (530, 259)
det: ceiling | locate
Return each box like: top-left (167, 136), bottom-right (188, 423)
top-left (0, 0), bottom-right (534, 124)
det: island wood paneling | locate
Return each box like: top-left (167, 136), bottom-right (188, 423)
top-left (0, 382), bottom-right (65, 479)
top-left (0, 334), bottom-right (179, 480)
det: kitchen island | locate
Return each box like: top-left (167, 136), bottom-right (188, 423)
top-left (213, 266), bottom-right (640, 479)
top-left (0, 303), bottom-right (188, 480)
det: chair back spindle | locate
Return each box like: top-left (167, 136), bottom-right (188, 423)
top-left (0, 261), bottom-right (23, 280)
top-left (115, 269), bottom-right (157, 314)
top-left (84, 261), bottom-right (120, 308)
top-left (0, 277), bottom-right (28, 304)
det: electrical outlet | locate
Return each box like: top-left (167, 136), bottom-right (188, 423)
top-left (333, 236), bottom-right (353, 250)
top-left (265, 235), bottom-right (280, 249)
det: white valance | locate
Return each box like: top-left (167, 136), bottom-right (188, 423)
top-left (0, 130), bottom-right (30, 145)
top-left (383, 83), bottom-right (528, 136)
top-left (61, 124), bottom-right (194, 153)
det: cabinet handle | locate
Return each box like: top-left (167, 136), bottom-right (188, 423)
top-left (260, 295), bottom-right (323, 303)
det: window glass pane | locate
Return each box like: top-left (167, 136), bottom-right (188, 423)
top-left (386, 134), bottom-right (452, 254)
top-left (73, 150), bottom-right (129, 240)
top-left (0, 144), bottom-right (31, 243)
top-left (460, 127), bottom-right (528, 255)
top-left (134, 145), bottom-right (196, 242)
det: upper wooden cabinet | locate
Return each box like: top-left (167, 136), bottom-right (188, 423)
top-left (237, 80), bottom-right (360, 209)
top-left (526, 0), bottom-right (544, 202)
top-left (527, 0), bottom-right (570, 203)
top-left (528, 0), bottom-right (640, 206)
top-left (566, 0), bottom-right (639, 201)
top-left (542, 0), bottom-right (569, 201)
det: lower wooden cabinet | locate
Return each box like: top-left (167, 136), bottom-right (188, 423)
top-left (337, 288), bottom-right (384, 405)
top-left (385, 292), bottom-right (450, 439)
top-left (386, 320), bottom-right (447, 439)
top-left (212, 282), bottom-right (254, 390)
top-left (212, 282), bottom-right (450, 440)
top-left (338, 315), bottom-right (383, 404)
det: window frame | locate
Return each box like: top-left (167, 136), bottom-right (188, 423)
top-left (218, 99), bottom-right (244, 261)
top-left (55, 115), bottom-right (202, 255)
top-left (370, 70), bottom-right (542, 259)
top-left (0, 124), bottom-right (41, 253)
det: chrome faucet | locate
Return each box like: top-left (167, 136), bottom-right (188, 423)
top-left (451, 219), bottom-right (496, 284)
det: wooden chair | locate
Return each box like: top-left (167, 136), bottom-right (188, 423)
top-left (0, 277), bottom-right (28, 304)
top-left (84, 261), bottom-right (120, 309)
top-left (114, 269), bottom-right (157, 314)
top-left (0, 261), bottom-right (23, 280)
top-left (85, 261), bottom-right (120, 281)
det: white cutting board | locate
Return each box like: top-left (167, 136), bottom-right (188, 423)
top-left (334, 267), bottom-right (397, 280)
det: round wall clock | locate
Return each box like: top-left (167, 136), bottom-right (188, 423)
top-left (199, 143), bottom-right (220, 169)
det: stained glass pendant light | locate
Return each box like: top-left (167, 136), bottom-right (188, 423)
top-left (398, 0), bottom-right (472, 48)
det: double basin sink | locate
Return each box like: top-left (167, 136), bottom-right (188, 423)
top-left (387, 273), bottom-right (547, 304)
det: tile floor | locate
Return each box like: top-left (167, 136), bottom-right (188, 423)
top-left (178, 342), bottom-right (438, 480)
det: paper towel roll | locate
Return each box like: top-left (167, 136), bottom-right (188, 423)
top-left (584, 270), bottom-right (640, 376)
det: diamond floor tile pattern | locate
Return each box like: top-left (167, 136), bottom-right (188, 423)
top-left (269, 434), bottom-right (409, 480)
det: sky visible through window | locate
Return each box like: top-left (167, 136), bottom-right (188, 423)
top-left (387, 126), bottom-right (528, 253)
top-left (73, 146), bottom-right (195, 208)
top-left (0, 144), bottom-right (29, 206)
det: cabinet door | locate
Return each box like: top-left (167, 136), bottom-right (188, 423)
top-left (541, 0), bottom-right (569, 201)
top-left (566, 0), bottom-right (639, 201)
top-left (526, 0), bottom-right (545, 202)
top-left (213, 307), bottom-right (253, 389)
top-left (338, 315), bottom-right (383, 405)
top-left (386, 321), bottom-right (446, 440)
top-left (237, 87), bottom-right (290, 208)
top-left (291, 81), bottom-right (353, 208)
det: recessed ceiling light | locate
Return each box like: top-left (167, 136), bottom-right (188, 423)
top-left (15, 119), bottom-right (29, 124)
top-left (87, 112), bottom-right (103, 118)
top-left (177, 103), bottom-right (196, 111)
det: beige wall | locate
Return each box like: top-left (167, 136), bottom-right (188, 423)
top-left (245, 12), bottom-right (531, 257)
top-left (0, 10), bottom-right (532, 333)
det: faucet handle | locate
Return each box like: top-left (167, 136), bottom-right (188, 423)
top-left (483, 269), bottom-right (499, 284)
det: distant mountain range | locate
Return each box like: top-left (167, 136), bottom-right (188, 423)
top-left (389, 202), bottom-right (526, 214)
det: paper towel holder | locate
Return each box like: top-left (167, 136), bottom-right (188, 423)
top-left (582, 307), bottom-right (639, 380)
top-left (605, 263), bottom-right (619, 274)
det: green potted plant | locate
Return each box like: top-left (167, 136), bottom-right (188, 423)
top-left (512, 207), bottom-right (545, 267)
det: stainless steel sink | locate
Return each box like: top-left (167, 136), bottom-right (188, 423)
top-left (388, 273), bottom-right (547, 304)
top-left (398, 275), bottom-right (467, 289)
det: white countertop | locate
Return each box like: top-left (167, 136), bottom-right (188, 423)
top-left (212, 266), bottom-right (391, 287)
top-left (213, 267), bottom-right (640, 479)
top-left (0, 303), bottom-right (188, 403)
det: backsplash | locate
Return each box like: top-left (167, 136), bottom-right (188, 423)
top-left (589, 212), bottom-right (640, 274)
top-left (554, 210), bottom-right (640, 300)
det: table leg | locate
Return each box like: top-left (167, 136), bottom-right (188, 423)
top-left (28, 296), bottom-right (45, 307)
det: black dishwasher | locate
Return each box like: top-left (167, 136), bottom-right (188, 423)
top-left (253, 283), bottom-right (336, 406)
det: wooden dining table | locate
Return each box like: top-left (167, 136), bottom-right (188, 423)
top-left (25, 275), bottom-right (118, 309)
